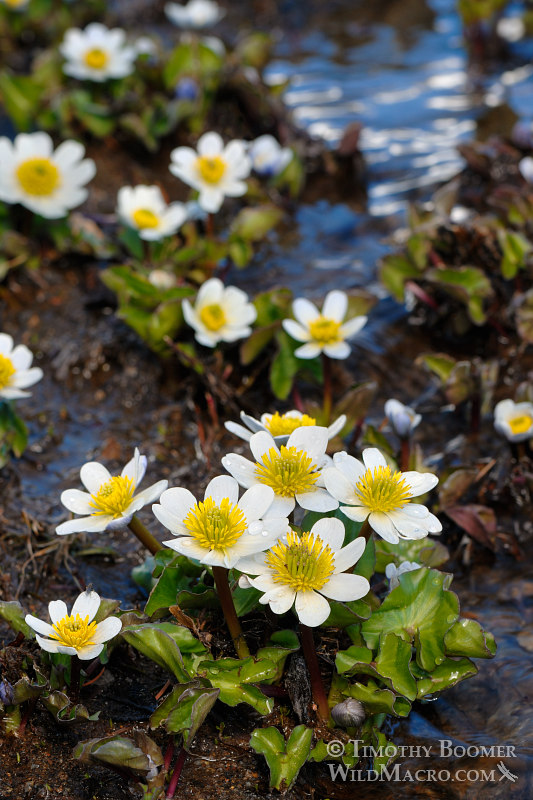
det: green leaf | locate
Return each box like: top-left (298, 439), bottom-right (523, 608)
top-left (416, 352), bottom-right (456, 383)
top-left (256, 630), bottom-right (300, 683)
top-left (240, 322), bottom-right (278, 365)
top-left (444, 618), bottom-right (497, 659)
top-left (379, 255), bottom-right (420, 301)
top-left (41, 691), bottom-right (99, 724)
top-left (361, 568), bottom-right (459, 672)
top-left (270, 330), bottom-right (299, 400)
top-left (230, 206), bottom-right (283, 242)
top-left (150, 681), bottom-right (219, 744)
top-left (342, 677), bottom-right (411, 717)
top-left (0, 72), bottom-right (42, 130)
top-left (0, 601), bottom-right (33, 637)
top-left (374, 633), bottom-right (417, 701)
top-left (120, 623), bottom-right (191, 681)
top-left (426, 266), bottom-right (493, 324)
top-left (145, 554), bottom-right (208, 617)
top-left (416, 658), bottom-right (478, 698)
top-left (250, 725), bottom-right (313, 790)
top-left (73, 732), bottom-right (163, 779)
top-left (197, 657), bottom-right (275, 715)
top-left (375, 537), bottom-right (449, 573)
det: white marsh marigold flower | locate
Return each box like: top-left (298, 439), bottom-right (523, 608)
top-left (222, 426), bottom-right (338, 516)
top-left (494, 398), bottom-right (533, 442)
top-left (169, 132), bottom-right (251, 213)
top-left (0, 333), bottom-right (42, 399)
top-left (0, 132), bottom-right (96, 219)
top-left (25, 589), bottom-right (122, 660)
top-left (60, 23), bottom-right (138, 82)
top-left (236, 518), bottom-right (370, 627)
top-left (225, 409), bottom-right (346, 446)
top-left (323, 447), bottom-right (441, 544)
top-left (282, 290), bottom-right (367, 360)
top-left (56, 448), bottom-right (168, 536)
top-left (152, 475), bottom-right (288, 568)
top-left (384, 399), bottom-right (421, 439)
top-left (117, 185), bottom-right (188, 241)
top-left (183, 277), bottom-right (256, 347)
top-left (165, 0), bottom-right (225, 29)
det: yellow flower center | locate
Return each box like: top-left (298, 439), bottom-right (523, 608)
top-left (183, 496), bottom-right (248, 553)
top-left (308, 316), bottom-right (341, 345)
top-left (197, 155), bottom-right (226, 185)
top-left (200, 302), bottom-right (226, 331)
top-left (5, 0), bottom-right (26, 7)
top-left (266, 412), bottom-right (317, 437)
top-left (266, 530), bottom-right (335, 592)
top-left (0, 354), bottom-right (15, 389)
top-left (254, 446), bottom-right (319, 498)
top-left (354, 465), bottom-right (412, 513)
top-left (132, 208), bottom-right (160, 229)
top-left (16, 158), bottom-right (59, 197)
top-left (508, 414), bottom-right (533, 436)
top-left (84, 48), bottom-right (109, 70)
top-left (89, 476), bottom-right (135, 517)
top-left (50, 613), bottom-right (98, 649)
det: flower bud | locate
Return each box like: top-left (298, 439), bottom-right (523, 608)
top-left (331, 698), bottom-right (365, 728)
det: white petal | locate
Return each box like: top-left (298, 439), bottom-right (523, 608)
top-left (249, 431), bottom-right (278, 462)
top-left (294, 342), bottom-right (322, 359)
top-left (339, 316), bottom-right (367, 339)
top-left (71, 590), bottom-right (101, 622)
top-left (0, 333), bottom-right (14, 355)
top-left (60, 489), bottom-right (93, 515)
top-left (368, 512), bottom-right (399, 544)
top-left (322, 290), bottom-right (347, 322)
top-left (35, 635), bottom-right (75, 655)
top-left (320, 573), bottom-right (370, 601)
top-left (296, 488), bottom-right (338, 512)
top-left (323, 341), bottom-right (351, 360)
top-left (386, 511), bottom-right (431, 539)
top-left (327, 415), bottom-right (347, 439)
top-left (198, 131), bottom-right (224, 156)
top-left (205, 475), bottom-right (239, 505)
top-left (340, 505), bottom-right (369, 522)
top-left (287, 425), bottom-right (328, 462)
top-left (48, 600), bottom-right (68, 624)
top-left (238, 483), bottom-right (275, 522)
top-left (24, 615), bottom-right (55, 637)
top-left (9, 344), bottom-right (33, 370)
top-left (333, 537), bottom-right (366, 572)
top-left (80, 462), bottom-right (112, 493)
top-left (308, 517), bottom-right (345, 550)
top-left (323, 467), bottom-right (358, 504)
top-left (240, 412), bottom-right (265, 433)
top-left (55, 515), bottom-right (111, 536)
top-left (294, 589), bottom-right (330, 627)
top-left (92, 616), bottom-right (122, 644)
top-left (131, 480), bottom-right (168, 509)
top-left (77, 643), bottom-right (105, 660)
top-left (361, 448), bottom-right (388, 471)
top-left (221, 454), bottom-right (258, 489)
top-left (282, 319), bottom-right (310, 343)
top-left (292, 298), bottom-right (320, 327)
top-left (224, 421), bottom-right (253, 442)
top-left (264, 585), bottom-right (295, 615)
top-left (121, 448), bottom-right (147, 488)
top-left (402, 472), bottom-right (439, 496)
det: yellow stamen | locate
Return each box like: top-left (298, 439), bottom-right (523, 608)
top-left (308, 315), bottom-right (341, 345)
top-left (197, 155), bottom-right (226, 185)
top-left (89, 476), bottom-right (135, 517)
top-left (266, 530), bottom-right (335, 591)
top-left (183, 496), bottom-right (247, 553)
top-left (266, 412), bottom-right (317, 437)
top-left (0, 354), bottom-right (15, 389)
top-left (16, 158), bottom-right (59, 197)
top-left (255, 445), bottom-right (318, 498)
top-left (84, 48), bottom-right (109, 70)
top-left (508, 414), bottom-right (533, 436)
top-left (132, 208), bottom-right (159, 229)
top-left (50, 613), bottom-right (98, 649)
top-left (200, 303), bottom-right (226, 331)
top-left (354, 465), bottom-right (412, 513)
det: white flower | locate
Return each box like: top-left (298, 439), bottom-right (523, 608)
top-left (282, 290), bottom-right (367, 360)
top-left (117, 185), bottom-right (188, 241)
top-left (225, 409), bottom-right (346, 446)
top-left (0, 333), bottom-right (42, 399)
top-left (60, 23), bottom-right (138, 82)
top-left (152, 475), bottom-right (288, 569)
top-left (323, 448), bottom-right (441, 545)
top-left (169, 131), bottom-right (251, 213)
top-left (384, 399), bottom-right (421, 438)
top-left (25, 589), bottom-right (122, 660)
top-left (248, 135), bottom-right (293, 177)
top-left (222, 426), bottom-right (338, 517)
top-left (148, 270), bottom-right (177, 290)
top-left (494, 398), bottom-right (533, 442)
top-left (519, 156), bottom-right (533, 184)
top-left (0, 132), bottom-right (96, 219)
top-left (183, 277), bottom-right (256, 347)
top-left (235, 518), bottom-right (370, 627)
top-left (165, 0), bottom-right (225, 29)
top-left (385, 560), bottom-right (421, 590)
top-left (56, 448), bottom-right (168, 536)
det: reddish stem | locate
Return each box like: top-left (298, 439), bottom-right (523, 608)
top-left (166, 747), bottom-right (187, 798)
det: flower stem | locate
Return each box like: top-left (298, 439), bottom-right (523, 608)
top-left (128, 515), bottom-right (162, 555)
top-left (359, 518), bottom-right (372, 542)
top-left (400, 437), bottom-right (410, 472)
top-left (206, 212), bottom-right (215, 240)
top-left (166, 747), bottom-right (186, 799)
top-left (322, 353), bottom-right (332, 424)
top-left (70, 657), bottom-right (81, 704)
top-left (212, 566), bottom-right (250, 658)
top-left (299, 624), bottom-right (329, 721)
